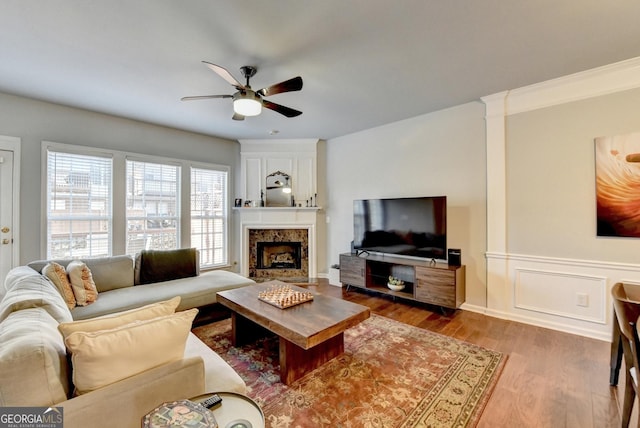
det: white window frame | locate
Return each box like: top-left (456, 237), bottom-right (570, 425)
top-left (125, 157), bottom-right (182, 255)
top-left (43, 144), bottom-right (114, 259)
top-left (190, 164), bottom-right (229, 268)
top-left (41, 142), bottom-right (231, 269)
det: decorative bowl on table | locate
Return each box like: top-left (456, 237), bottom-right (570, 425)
top-left (387, 276), bottom-right (405, 291)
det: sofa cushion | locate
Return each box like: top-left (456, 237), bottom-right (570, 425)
top-left (42, 262), bottom-right (76, 309)
top-left (58, 296), bottom-right (180, 337)
top-left (28, 255), bottom-right (135, 293)
top-left (64, 308), bottom-right (198, 395)
top-left (0, 307), bottom-right (70, 406)
top-left (138, 248), bottom-right (197, 285)
top-left (0, 266), bottom-right (72, 324)
top-left (26, 259), bottom-right (74, 274)
top-left (184, 333), bottom-right (246, 394)
top-left (83, 255), bottom-right (135, 292)
top-left (57, 357), bottom-right (206, 428)
top-left (70, 270), bottom-right (255, 320)
top-left (66, 260), bottom-right (98, 306)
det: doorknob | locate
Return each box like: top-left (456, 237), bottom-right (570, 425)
top-left (1, 227), bottom-right (9, 233)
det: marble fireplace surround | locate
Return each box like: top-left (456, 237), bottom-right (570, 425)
top-left (249, 229), bottom-right (308, 279)
top-left (237, 208), bottom-right (319, 279)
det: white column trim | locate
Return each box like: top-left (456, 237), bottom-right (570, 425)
top-left (482, 92), bottom-right (509, 311)
top-left (481, 92), bottom-right (508, 254)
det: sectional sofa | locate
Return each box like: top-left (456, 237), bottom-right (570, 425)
top-left (0, 249), bottom-right (256, 428)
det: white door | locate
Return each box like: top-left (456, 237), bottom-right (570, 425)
top-left (0, 136), bottom-right (20, 287)
top-left (0, 144), bottom-right (18, 286)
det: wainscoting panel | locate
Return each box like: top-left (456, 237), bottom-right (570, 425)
top-left (480, 252), bottom-right (640, 341)
top-left (514, 268), bottom-right (606, 324)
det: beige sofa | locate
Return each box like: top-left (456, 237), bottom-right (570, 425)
top-left (0, 250), bottom-right (256, 428)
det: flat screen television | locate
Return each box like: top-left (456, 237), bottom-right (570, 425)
top-left (353, 196), bottom-right (447, 260)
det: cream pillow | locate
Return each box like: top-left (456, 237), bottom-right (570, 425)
top-left (58, 296), bottom-right (181, 338)
top-left (64, 308), bottom-right (198, 395)
top-left (66, 260), bottom-right (98, 306)
top-left (42, 262), bottom-right (76, 310)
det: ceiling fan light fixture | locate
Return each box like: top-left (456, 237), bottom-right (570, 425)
top-left (233, 91), bottom-right (262, 116)
top-left (183, 63), bottom-right (303, 119)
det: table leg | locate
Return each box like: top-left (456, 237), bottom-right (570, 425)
top-left (229, 312), bottom-right (271, 347)
top-left (610, 309), bottom-right (623, 386)
top-left (279, 333), bottom-right (344, 385)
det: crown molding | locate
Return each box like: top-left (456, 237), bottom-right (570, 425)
top-left (480, 91), bottom-right (508, 119)
top-left (484, 56), bottom-right (640, 116)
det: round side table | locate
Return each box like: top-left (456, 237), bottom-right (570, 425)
top-left (191, 392), bottom-right (264, 428)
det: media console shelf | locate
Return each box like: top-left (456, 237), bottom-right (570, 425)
top-left (339, 253), bottom-right (465, 309)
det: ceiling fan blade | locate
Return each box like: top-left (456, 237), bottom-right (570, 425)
top-left (257, 76), bottom-right (303, 97)
top-left (262, 100), bottom-right (303, 118)
top-left (180, 94), bottom-right (232, 101)
top-left (202, 61), bottom-right (245, 89)
top-left (232, 113), bottom-right (245, 121)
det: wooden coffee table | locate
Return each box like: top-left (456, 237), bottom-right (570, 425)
top-left (216, 281), bottom-right (370, 385)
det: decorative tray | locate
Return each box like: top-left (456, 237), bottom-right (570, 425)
top-left (142, 399), bottom-right (217, 427)
top-left (258, 284), bottom-right (314, 309)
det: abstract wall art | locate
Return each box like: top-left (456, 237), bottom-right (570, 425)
top-left (595, 131), bottom-right (640, 237)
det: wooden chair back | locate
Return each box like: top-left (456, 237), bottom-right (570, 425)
top-left (613, 283), bottom-right (640, 341)
top-left (612, 282), bottom-right (640, 427)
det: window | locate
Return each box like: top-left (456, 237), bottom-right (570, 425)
top-left (126, 160), bottom-right (180, 255)
top-left (46, 150), bottom-right (112, 258)
top-left (44, 142), bottom-right (230, 269)
top-left (191, 167), bottom-right (228, 267)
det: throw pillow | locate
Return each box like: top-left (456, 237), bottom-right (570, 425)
top-left (66, 260), bottom-right (98, 306)
top-left (64, 308), bottom-right (198, 395)
top-left (57, 296), bottom-right (181, 338)
top-left (42, 262), bottom-right (76, 310)
top-left (138, 248), bottom-right (197, 285)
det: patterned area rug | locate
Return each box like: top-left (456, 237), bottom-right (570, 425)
top-left (192, 315), bottom-right (506, 427)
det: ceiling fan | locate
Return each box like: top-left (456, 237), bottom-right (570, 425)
top-left (181, 61), bottom-right (303, 120)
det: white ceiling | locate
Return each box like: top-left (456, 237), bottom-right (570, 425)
top-left (2, 1), bottom-right (640, 141)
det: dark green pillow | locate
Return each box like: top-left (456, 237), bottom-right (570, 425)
top-left (139, 248), bottom-right (197, 285)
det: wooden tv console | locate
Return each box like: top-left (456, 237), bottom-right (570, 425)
top-left (339, 253), bottom-right (465, 309)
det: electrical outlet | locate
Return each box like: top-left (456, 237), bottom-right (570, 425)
top-left (576, 293), bottom-right (589, 307)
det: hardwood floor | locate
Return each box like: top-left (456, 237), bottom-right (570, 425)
top-left (307, 279), bottom-right (625, 428)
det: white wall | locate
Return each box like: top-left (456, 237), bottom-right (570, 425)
top-left (0, 92), bottom-right (240, 265)
top-left (485, 57), bottom-right (640, 340)
top-left (325, 102), bottom-right (488, 306)
top-left (507, 88), bottom-right (640, 262)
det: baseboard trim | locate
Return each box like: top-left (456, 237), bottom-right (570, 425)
top-left (488, 307), bottom-right (610, 342)
top-left (461, 302), bottom-right (609, 341)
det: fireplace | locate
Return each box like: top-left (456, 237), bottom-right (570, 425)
top-left (248, 228), bottom-right (309, 279)
top-left (257, 242), bottom-right (302, 269)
